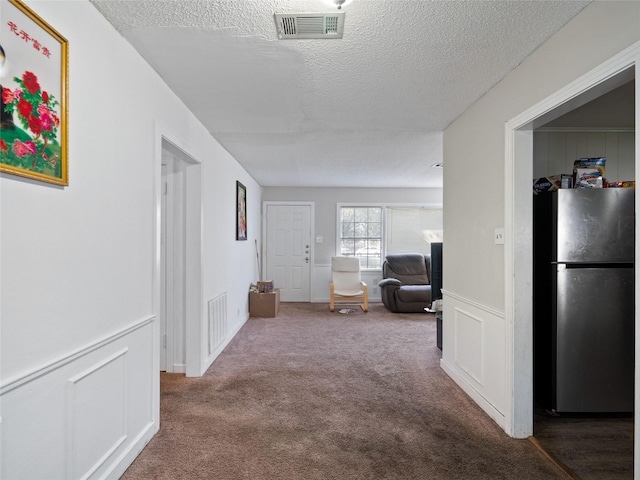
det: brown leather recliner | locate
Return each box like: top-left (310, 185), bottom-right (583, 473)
top-left (378, 253), bottom-right (432, 313)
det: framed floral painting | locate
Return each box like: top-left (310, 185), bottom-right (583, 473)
top-left (0, 0), bottom-right (68, 185)
top-left (236, 181), bottom-right (247, 241)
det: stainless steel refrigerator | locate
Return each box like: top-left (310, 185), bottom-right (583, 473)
top-left (534, 188), bottom-right (635, 413)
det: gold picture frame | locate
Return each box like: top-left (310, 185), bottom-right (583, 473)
top-left (1, 0), bottom-right (68, 186)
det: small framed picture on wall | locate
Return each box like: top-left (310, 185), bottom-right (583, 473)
top-left (236, 181), bottom-right (247, 241)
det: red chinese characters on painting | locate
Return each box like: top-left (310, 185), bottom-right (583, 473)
top-left (6, 21), bottom-right (52, 58)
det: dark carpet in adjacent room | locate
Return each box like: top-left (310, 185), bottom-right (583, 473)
top-left (122, 302), bottom-right (567, 480)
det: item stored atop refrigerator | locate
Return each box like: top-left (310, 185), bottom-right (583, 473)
top-left (574, 157), bottom-right (606, 176)
top-left (605, 180), bottom-right (636, 188)
top-left (533, 174), bottom-right (573, 194)
top-left (573, 157), bottom-right (606, 188)
top-left (575, 168), bottom-right (603, 188)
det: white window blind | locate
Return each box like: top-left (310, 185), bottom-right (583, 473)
top-left (386, 207), bottom-right (443, 256)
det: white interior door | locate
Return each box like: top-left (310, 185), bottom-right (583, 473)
top-left (265, 204), bottom-right (311, 302)
top-left (160, 149), bottom-right (187, 373)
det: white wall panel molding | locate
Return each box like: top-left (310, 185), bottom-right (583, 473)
top-left (1, 316), bottom-right (155, 395)
top-left (533, 129), bottom-right (635, 181)
top-left (67, 349), bottom-right (128, 480)
top-left (0, 319), bottom-right (156, 480)
top-left (312, 264), bottom-right (331, 303)
top-left (440, 290), bottom-right (506, 428)
top-left (441, 289), bottom-right (505, 318)
top-left (453, 308), bottom-right (485, 384)
top-left (440, 359), bottom-right (506, 430)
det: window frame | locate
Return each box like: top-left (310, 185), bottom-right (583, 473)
top-left (336, 202), bottom-right (442, 271)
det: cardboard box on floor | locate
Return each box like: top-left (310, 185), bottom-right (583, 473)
top-left (250, 288), bottom-right (280, 318)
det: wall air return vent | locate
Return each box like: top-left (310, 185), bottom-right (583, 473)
top-left (274, 12), bottom-right (345, 39)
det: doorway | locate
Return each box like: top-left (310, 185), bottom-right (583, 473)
top-left (160, 148), bottom-right (187, 372)
top-left (263, 202), bottom-right (313, 302)
top-left (531, 80), bottom-right (635, 478)
top-left (505, 43), bottom-right (638, 474)
top-left (158, 137), bottom-right (202, 376)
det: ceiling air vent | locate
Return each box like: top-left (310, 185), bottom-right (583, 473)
top-left (274, 12), bottom-right (345, 39)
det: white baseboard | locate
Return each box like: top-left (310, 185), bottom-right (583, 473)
top-left (439, 290), bottom-right (508, 432)
top-left (172, 364), bottom-right (186, 374)
top-left (103, 420), bottom-right (158, 480)
top-left (200, 312), bottom-right (249, 375)
top-left (440, 357), bottom-right (506, 430)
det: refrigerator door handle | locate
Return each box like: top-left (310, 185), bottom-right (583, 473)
top-left (553, 261), bottom-right (634, 269)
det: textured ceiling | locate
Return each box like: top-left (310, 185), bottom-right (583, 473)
top-left (90, 0), bottom-right (591, 188)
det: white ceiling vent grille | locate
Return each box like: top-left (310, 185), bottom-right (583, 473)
top-left (274, 12), bottom-right (345, 39)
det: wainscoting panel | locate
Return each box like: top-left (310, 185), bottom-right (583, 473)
top-left (312, 264), bottom-right (331, 303)
top-left (453, 309), bottom-right (484, 384)
top-left (440, 290), bottom-right (507, 428)
top-left (67, 349), bottom-right (128, 480)
top-left (0, 317), bottom-right (157, 480)
top-left (208, 292), bottom-right (228, 356)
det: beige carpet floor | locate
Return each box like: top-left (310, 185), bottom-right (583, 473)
top-left (122, 302), bottom-right (568, 480)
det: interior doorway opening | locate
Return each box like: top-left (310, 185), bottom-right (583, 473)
top-left (530, 74), bottom-right (636, 478)
top-left (506, 44), bottom-right (638, 477)
top-left (159, 138), bottom-right (202, 375)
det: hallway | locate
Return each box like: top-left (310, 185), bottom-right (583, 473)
top-left (122, 303), bottom-right (566, 479)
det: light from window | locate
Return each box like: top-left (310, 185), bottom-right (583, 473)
top-left (386, 207), bottom-right (443, 255)
top-left (339, 207), bottom-right (382, 269)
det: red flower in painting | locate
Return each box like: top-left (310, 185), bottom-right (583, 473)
top-left (40, 112), bottom-right (53, 131)
top-left (2, 70), bottom-right (63, 176)
top-left (22, 71), bottom-right (40, 94)
top-left (2, 87), bottom-right (14, 105)
top-left (12, 140), bottom-right (36, 158)
top-left (28, 116), bottom-right (43, 136)
top-left (37, 103), bottom-right (50, 116)
top-left (17, 97), bottom-right (33, 119)
top-left (2, 87), bottom-right (22, 104)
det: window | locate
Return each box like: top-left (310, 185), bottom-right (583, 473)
top-left (338, 204), bottom-right (443, 270)
top-left (386, 207), bottom-right (443, 255)
top-left (339, 207), bottom-right (382, 269)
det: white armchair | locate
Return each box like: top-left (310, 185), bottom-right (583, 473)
top-left (329, 256), bottom-right (368, 312)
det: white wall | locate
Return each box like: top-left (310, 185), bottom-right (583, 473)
top-left (442, 0), bottom-right (639, 434)
top-left (262, 187), bottom-right (443, 302)
top-left (534, 130), bottom-right (635, 181)
top-left (0, 1), bottom-right (261, 478)
top-left (262, 187), bottom-right (443, 264)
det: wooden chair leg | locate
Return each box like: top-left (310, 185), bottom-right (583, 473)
top-left (363, 284), bottom-right (368, 312)
top-left (329, 281), bottom-right (335, 312)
